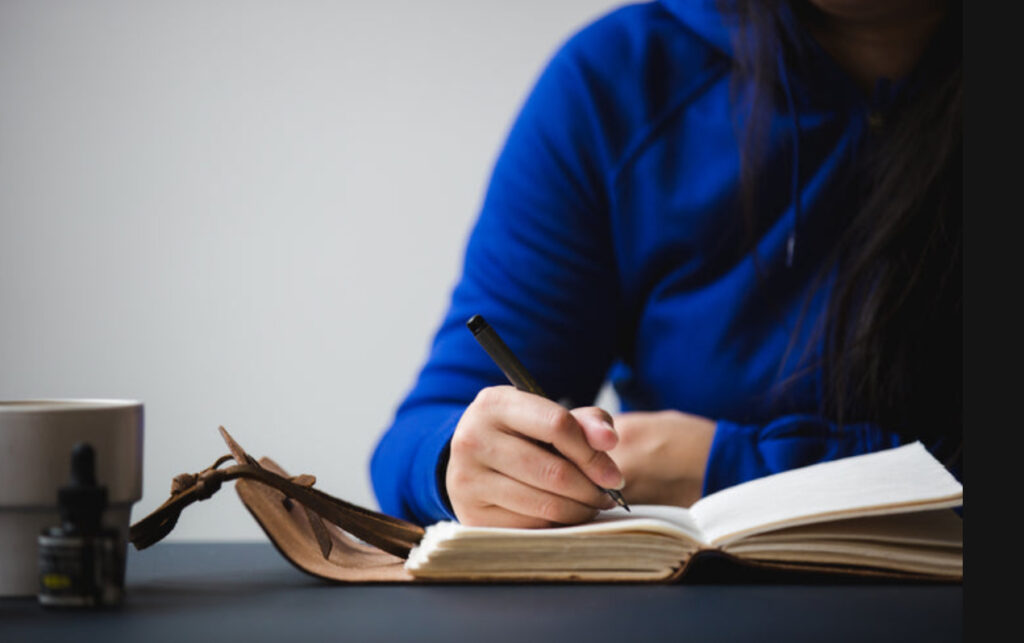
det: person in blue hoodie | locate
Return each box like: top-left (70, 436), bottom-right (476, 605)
top-left (371, 0), bottom-right (962, 527)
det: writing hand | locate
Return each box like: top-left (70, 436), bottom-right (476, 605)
top-left (446, 386), bottom-right (624, 528)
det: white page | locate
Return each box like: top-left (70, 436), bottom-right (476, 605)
top-left (690, 442), bottom-right (963, 546)
top-left (423, 505), bottom-right (701, 541)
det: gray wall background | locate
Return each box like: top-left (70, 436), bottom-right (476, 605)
top-left (0, 0), bottom-right (623, 539)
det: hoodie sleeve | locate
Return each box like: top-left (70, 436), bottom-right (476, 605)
top-left (370, 28), bottom-right (624, 526)
top-left (703, 415), bottom-right (962, 497)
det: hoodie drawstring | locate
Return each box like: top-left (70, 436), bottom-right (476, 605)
top-left (776, 53), bottom-right (802, 268)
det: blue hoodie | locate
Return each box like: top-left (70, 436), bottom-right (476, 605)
top-left (370, 0), bottom-right (960, 525)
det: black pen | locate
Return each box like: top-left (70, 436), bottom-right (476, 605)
top-left (466, 314), bottom-right (630, 512)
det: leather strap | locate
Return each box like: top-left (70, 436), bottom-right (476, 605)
top-left (129, 427), bottom-right (425, 560)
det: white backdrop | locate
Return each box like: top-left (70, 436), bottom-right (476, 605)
top-left (0, 0), bottom-right (625, 539)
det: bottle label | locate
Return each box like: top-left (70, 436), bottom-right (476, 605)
top-left (38, 533), bottom-right (125, 607)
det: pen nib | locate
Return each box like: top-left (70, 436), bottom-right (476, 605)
top-left (606, 488), bottom-right (630, 512)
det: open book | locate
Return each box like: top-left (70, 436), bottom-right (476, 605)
top-left (130, 430), bottom-right (962, 583)
top-left (404, 441), bottom-right (963, 581)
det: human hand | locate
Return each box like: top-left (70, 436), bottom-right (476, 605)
top-left (445, 386), bottom-right (625, 528)
top-left (607, 410), bottom-right (716, 507)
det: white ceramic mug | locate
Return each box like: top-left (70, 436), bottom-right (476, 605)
top-left (0, 399), bottom-right (143, 596)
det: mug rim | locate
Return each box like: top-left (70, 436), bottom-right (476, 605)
top-left (0, 399), bottom-right (143, 413)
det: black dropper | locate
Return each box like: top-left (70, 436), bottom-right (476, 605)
top-left (56, 443), bottom-right (108, 535)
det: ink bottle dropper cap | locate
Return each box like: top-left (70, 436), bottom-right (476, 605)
top-left (55, 442), bottom-right (107, 532)
top-left (57, 443), bottom-right (108, 534)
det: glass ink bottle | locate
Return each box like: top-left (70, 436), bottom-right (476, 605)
top-left (37, 442), bottom-right (125, 607)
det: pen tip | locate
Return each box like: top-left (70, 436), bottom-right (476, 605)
top-left (606, 489), bottom-right (629, 512)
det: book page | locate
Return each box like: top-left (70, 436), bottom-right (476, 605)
top-left (725, 508), bottom-right (963, 548)
top-left (415, 504), bottom-right (703, 544)
top-left (690, 442), bottom-right (963, 546)
top-left (587, 504), bottom-right (703, 539)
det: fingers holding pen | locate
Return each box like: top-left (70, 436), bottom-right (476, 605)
top-left (446, 386), bottom-right (623, 527)
top-left (472, 469), bottom-right (604, 526)
top-left (473, 387), bottom-right (625, 491)
top-left (483, 430), bottom-right (616, 510)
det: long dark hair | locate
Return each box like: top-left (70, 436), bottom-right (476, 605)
top-left (722, 0), bottom-right (962, 461)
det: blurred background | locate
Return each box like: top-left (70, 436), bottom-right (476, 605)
top-left (0, 0), bottom-right (624, 539)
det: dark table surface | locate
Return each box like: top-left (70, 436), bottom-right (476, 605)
top-left (1, 542), bottom-right (962, 642)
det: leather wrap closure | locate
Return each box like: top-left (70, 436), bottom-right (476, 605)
top-left (129, 427), bottom-right (425, 560)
